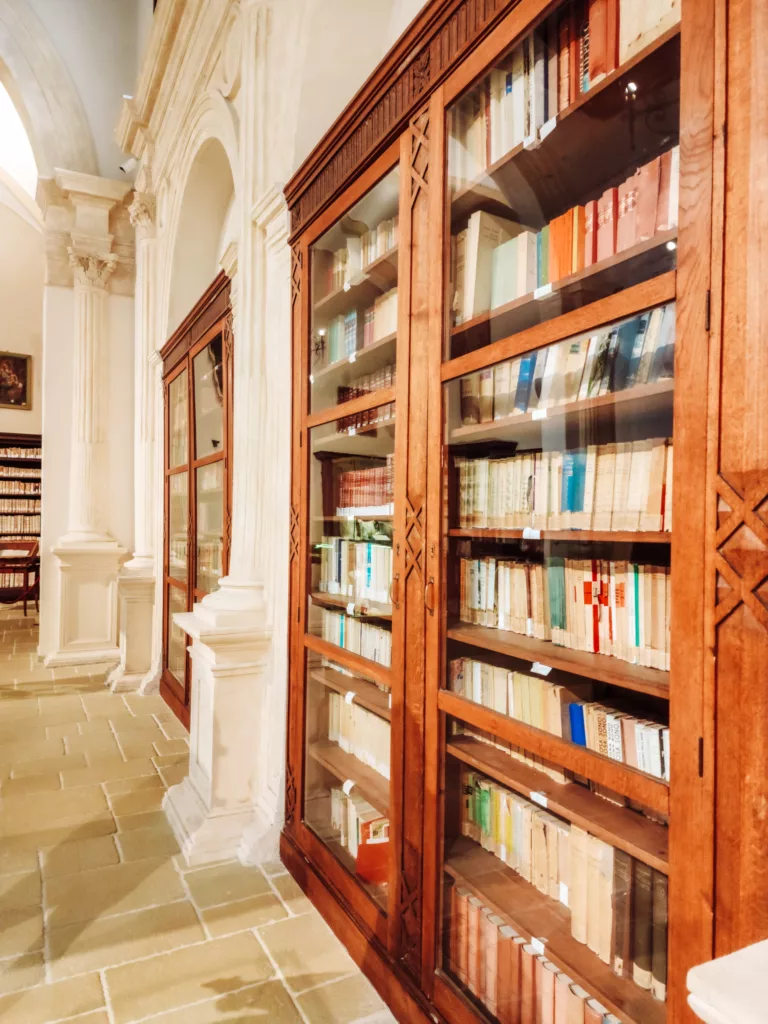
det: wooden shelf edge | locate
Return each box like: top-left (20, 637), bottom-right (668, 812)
top-left (446, 735), bottom-right (668, 873)
top-left (438, 690), bottom-right (669, 817)
top-left (308, 740), bottom-right (390, 816)
top-left (308, 666), bottom-right (391, 721)
top-left (310, 591), bottom-right (393, 621)
top-left (307, 385), bottom-right (396, 430)
top-left (448, 529), bottom-right (671, 544)
top-left (444, 838), bottom-right (666, 1024)
top-left (446, 623), bottom-right (669, 699)
top-left (313, 246), bottom-right (398, 316)
top-left (310, 331), bottom-right (397, 383)
top-left (304, 633), bottom-right (392, 689)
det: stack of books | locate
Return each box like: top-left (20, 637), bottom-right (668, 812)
top-left (452, 149), bottom-right (678, 323)
top-left (329, 787), bottom-right (389, 886)
top-left (455, 438), bottom-right (672, 533)
top-left (0, 571), bottom-right (27, 589)
top-left (336, 460), bottom-right (394, 516)
top-left (0, 498), bottom-right (41, 514)
top-left (336, 365), bottom-right (396, 433)
top-left (0, 446), bottom-right (41, 459)
top-left (0, 466), bottom-right (39, 479)
top-left (458, 555), bottom-right (671, 670)
top-left (0, 514), bottom-right (40, 535)
top-left (458, 304), bottom-right (675, 423)
top-left (460, 767), bottom-right (668, 1000)
top-left (327, 691), bottom-right (391, 779)
top-left (318, 537), bottom-right (392, 606)
top-left (372, 288), bottom-right (398, 342)
top-left (362, 216), bottom-right (398, 267)
top-left (449, 0), bottom-right (680, 189)
top-left (320, 608), bottom-right (392, 667)
top-left (449, 658), bottom-right (669, 780)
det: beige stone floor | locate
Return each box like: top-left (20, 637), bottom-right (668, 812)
top-left (0, 604), bottom-right (395, 1024)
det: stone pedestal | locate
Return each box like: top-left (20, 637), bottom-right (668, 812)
top-left (106, 569), bottom-right (157, 691)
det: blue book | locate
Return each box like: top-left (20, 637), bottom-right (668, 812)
top-left (569, 450), bottom-right (588, 516)
top-left (611, 315), bottom-right (650, 392)
top-left (561, 453), bottom-right (575, 514)
top-left (513, 353), bottom-right (538, 412)
top-left (569, 703), bottom-right (587, 746)
top-left (536, 226), bottom-right (550, 289)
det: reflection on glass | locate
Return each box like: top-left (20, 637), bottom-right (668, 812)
top-left (196, 461), bottom-right (224, 593)
top-left (167, 586), bottom-right (187, 684)
top-left (193, 338), bottom-right (224, 459)
top-left (169, 370), bottom-right (188, 468)
top-left (307, 403), bottom-right (396, 668)
top-left (446, 1), bottom-right (680, 359)
top-left (304, 652), bottom-right (390, 910)
top-left (168, 473), bottom-right (188, 582)
top-left (310, 167), bottom-right (400, 415)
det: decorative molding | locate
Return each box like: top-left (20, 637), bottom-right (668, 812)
top-left (398, 840), bottom-right (422, 973)
top-left (289, 504), bottom-right (299, 563)
top-left (404, 497), bottom-right (424, 582)
top-left (290, 246), bottom-right (302, 307)
top-left (714, 474), bottom-right (768, 631)
top-left (67, 250), bottom-right (118, 289)
top-left (409, 106), bottom-right (430, 207)
top-left (285, 0), bottom-right (511, 237)
top-left (128, 191), bottom-right (156, 238)
top-left (284, 762), bottom-right (296, 826)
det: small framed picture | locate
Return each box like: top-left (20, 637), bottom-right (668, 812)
top-left (0, 353), bottom-right (31, 410)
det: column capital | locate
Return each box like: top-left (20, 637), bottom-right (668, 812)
top-left (129, 192), bottom-right (156, 240)
top-left (67, 249), bottom-right (118, 289)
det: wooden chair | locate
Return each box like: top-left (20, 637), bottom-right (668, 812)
top-left (0, 540), bottom-right (40, 616)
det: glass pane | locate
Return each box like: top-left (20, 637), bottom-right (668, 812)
top-left (196, 461), bottom-right (224, 593)
top-left (307, 402), bottom-right (395, 669)
top-left (445, 1), bottom-right (680, 359)
top-left (304, 653), bottom-right (391, 910)
top-left (193, 337), bottom-right (225, 459)
top-left (168, 472), bottom-right (189, 583)
top-left (441, 721), bottom-right (668, 1022)
top-left (310, 167), bottom-right (399, 415)
top-left (167, 585), bottom-right (187, 684)
top-left (169, 369), bottom-right (188, 468)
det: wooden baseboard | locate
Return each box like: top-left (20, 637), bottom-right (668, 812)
top-left (280, 830), bottom-right (442, 1024)
top-left (159, 674), bottom-right (190, 730)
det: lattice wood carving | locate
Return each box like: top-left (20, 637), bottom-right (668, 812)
top-left (398, 840), bottom-right (422, 972)
top-left (291, 247), bottom-right (302, 307)
top-left (288, 0), bottom-right (510, 234)
top-left (284, 762), bottom-right (297, 826)
top-left (714, 474), bottom-right (768, 630)
top-left (404, 497), bottom-right (425, 581)
top-left (410, 107), bottom-right (430, 206)
top-left (223, 310), bottom-right (234, 357)
top-left (289, 504), bottom-right (300, 563)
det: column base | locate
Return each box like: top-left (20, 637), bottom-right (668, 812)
top-left (164, 775), bottom-right (256, 866)
top-left (105, 568), bottom-right (155, 693)
top-left (239, 806), bottom-right (283, 864)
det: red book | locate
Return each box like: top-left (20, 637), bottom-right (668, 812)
top-left (454, 888), bottom-right (469, 985)
top-left (596, 187), bottom-right (618, 261)
top-left (655, 149), bottom-right (674, 232)
top-left (568, 5), bottom-right (580, 104)
top-left (558, 12), bottom-right (571, 112)
top-left (483, 911), bottom-right (499, 1016)
top-left (549, 209), bottom-right (575, 283)
top-left (537, 959), bottom-right (557, 1023)
top-left (585, 998), bottom-right (609, 1023)
top-left (616, 173), bottom-right (639, 252)
top-left (636, 157), bottom-right (661, 241)
top-left (467, 896), bottom-right (483, 996)
top-left (509, 935), bottom-right (526, 1024)
top-left (521, 944), bottom-right (537, 1024)
top-left (588, 0), bottom-right (619, 83)
top-left (553, 972), bottom-right (573, 1024)
top-left (584, 200), bottom-right (598, 267)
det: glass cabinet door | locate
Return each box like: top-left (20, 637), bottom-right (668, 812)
top-left (437, 3), bottom-right (678, 1022)
top-left (302, 167), bottom-right (400, 913)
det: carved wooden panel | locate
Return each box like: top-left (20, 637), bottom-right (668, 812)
top-left (714, 475), bottom-right (768, 631)
top-left (291, 247), bottom-right (302, 307)
top-left (284, 762), bottom-right (297, 827)
top-left (289, 503), bottom-right (300, 563)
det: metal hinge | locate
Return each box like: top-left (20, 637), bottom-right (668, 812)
top-left (698, 736), bottom-right (704, 777)
top-left (705, 290), bottom-right (711, 332)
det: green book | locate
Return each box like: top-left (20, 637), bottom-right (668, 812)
top-left (491, 237), bottom-right (518, 309)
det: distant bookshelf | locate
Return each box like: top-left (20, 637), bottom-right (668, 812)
top-left (0, 432), bottom-right (42, 609)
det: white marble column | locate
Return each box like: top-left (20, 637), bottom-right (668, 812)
top-left (108, 192), bottom-right (159, 692)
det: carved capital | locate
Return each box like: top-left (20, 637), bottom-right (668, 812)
top-left (128, 192), bottom-right (156, 238)
top-left (67, 250), bottom-right (118, 289)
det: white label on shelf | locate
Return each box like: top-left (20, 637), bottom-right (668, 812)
top-left (533, 283), bottom-right (553, 300)
top-left (530, 791), bottom-right (548, 809)
top-left (348, 427), bottom-right (357, 436)
top-left (349, 351), bottom-right (357, 364)
top-left (344, 690), bottom-right (356, 705)
top-left (540, 116), bottom-right (557, 140)
top-left (346, 602), bottom-right (355, 616)
top-left (523, 132), bottom-right (539, 149)
top-left (342, 779), bottom-right (355, 796)
top-left (531, 937), bottom-right (546, 956)
top-left (532, 408), bottom-right (548, 421)
top-left (531, 662), bottom-right (553, 677)
top-left (559, 882), bottom-right (569, 907)
top-left (388, 692), bottom-right (392, 709)
top-left (522, 527), bottom-right (541, 540)
top-left (343, 281), bottom-right (351, 292)
top-left (526, 617), bottom-right (533, 634)
top-left (309, 374), bottom-right (315, 385)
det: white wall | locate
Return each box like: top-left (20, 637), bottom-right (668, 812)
top-left (386, 0), bottom-right (428, 48)
top-left (0, 202), bottom-right (43, 435)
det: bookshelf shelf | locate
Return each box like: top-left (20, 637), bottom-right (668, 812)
top-left (308, 740), bottom-right (390, 816)
top-left (450, 25), bottom-right (680, 230)
top-left (310, 591), bottom-right (393, 621)
top-left (450, 230), bottom-right (677, 355)
top-left (311, 331), bottom-right (396, 385)
top-left (313, 247), bottom-right (398, 322)
top-left (444, 837), bottom-right (666, 1024)
top-left (446, 623), bottom-right (669, 699)
top-left (447, 735), bottom-right (667, 872)
top-left (448, 528), bottom-right (670, 544)
top-left (305, 632), bottom-right (392, 689)
top-left (309, 666), bottom-right (391, 721)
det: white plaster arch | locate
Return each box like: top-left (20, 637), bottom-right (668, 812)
top-left (160, 89), bottom-right (239, 338)
top-left (0, 0), bottom-right (97, 178)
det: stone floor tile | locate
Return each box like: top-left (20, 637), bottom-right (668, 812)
top-left (1, 773), bottom-right (61, 796)
top-left (122, 694), bottom-right (168, 715)
top-left (64, 734), bottom-right (123, 758)
top-left (155, 715), bottom-right (189, 741)
top-left (65, 1013), bottom-right (110, 1023)
top-left (104, 773), bottom-right (165, 796)
top-left (184, 861), bottom-right (271, 909)
top-left (115, 810), bottom-right (169, 832)
top-left (158, 763), bottom-right (187, 787)
top-left (61, 757), bottom-right (156, 788)
top-left (45, 722), bottom-right (81, 740)
top-left (201, 892), bottom-right (288, 937)
top-left (116, 824), bottom-right (180, 861)
top-left (48, 900), bottom-right (205, 980)
top-left (297, 974), bottom-right (393, 1024)
top-left (258, 913), bottom-right (356, 993)
top-left (45, 857), bottom-right (185, 927)
top-left (0, 739), bottom-right (64, 764)
top-left (0, 906), bottom-right (44, 955)
top-left (10, 753), bottom-right (87, 777)
top-left (108, 786), bottom-right (166, 816)
top-left (0, 841), bottom-right (40, 875)
top-left (80, 695), bottom-right (130, 718)
top-left (104, 932), bottom-right (274, 1024)
top-left (0, 869), bottom-right (41, 909)
top-left (0, 952), bottom-right (46, 995)
top-left (77, 718), bottom-right (113, 734)
top-left (270, 872), bottom-right (315, 916)
top-left (153, 737), bottom-right (189, 756)
top-left (0, 972), bottom-right (105, 1023)
top-left (141, 980), bottom-right (302, 1023)
top-left (41, 835), bottom-right (119, 878)
top-left (117, 738), bottom-right (158, 759)
top-left (261, 859), bottom-right (289, 877)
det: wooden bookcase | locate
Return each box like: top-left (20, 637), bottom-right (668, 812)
top-left (159, 273), bottom-right (233, 727)
top-left (0, 431), bottom-right (41, 608)
top-left (282, 0), bottom-right (767, 1021)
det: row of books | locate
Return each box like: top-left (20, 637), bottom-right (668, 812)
top-left (458, 556), bottom-right (671, 670)
top-left (0, 515), bottom-right (40, 534)
top-left (0, 573), bottom-right (31, 589)
top-left (458, 304), bottom-right (675, 426)
top-left (318, 608), bottom-right (392, 668)
top-left (455, 439), bottom-right (672, 533)
top-left (0, 499), bottom-right (41, 513)
top-left (317, 537), bottom-right (393, 606)
top-left (197, 542), bottom-right (222, 579)
top-left (315, 216), bottom-right (399, 298)
top-left (335, 460), bottom-right (394, 517)
top-left (0, 467), bottom-right (39, 479)
top-left (449, 658), bottom-right (669, 781)
top-left (329, 787), bottom-right (389, 886)
top-left (453, 149), bottom-right (678, 324)
top-left (450, 0), bottom-right (679, 187)
top-left (0, 482), bottom-right (40, 495)
top-left (327, 691), bottom-right (391, 780)
top-left (448, 888), bottom-right (622, 1023)
top-left (336, 365), bottom-right (396, 433)
top-left (0, 447), bottom-right (41, 459)
top-left (315, 287), bottom-right (398, 370)
top-left (461, 768), bottom-right (667, 998)
top-left (361, 217), bottom-right (398, 268)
